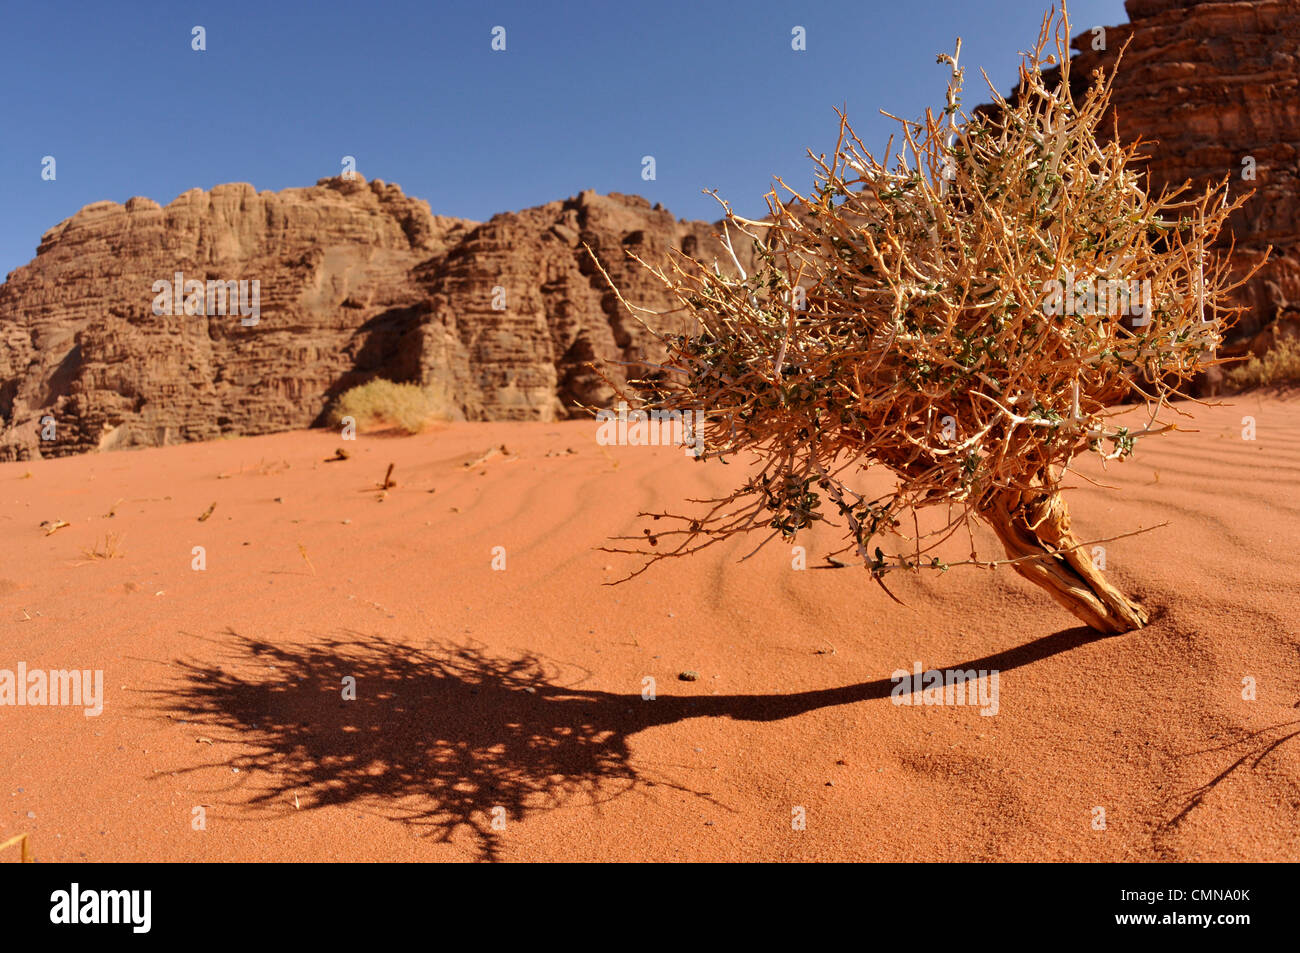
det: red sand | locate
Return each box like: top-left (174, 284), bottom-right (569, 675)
top-left (1, 395), bottom-right (1297, 861)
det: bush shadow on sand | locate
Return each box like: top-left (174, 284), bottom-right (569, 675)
top-left (157, 625), bottom-right (1134, 860)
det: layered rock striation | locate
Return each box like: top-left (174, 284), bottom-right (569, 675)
top-left (0, 177), bottom-right (735, 459)
top-left (1056, 0), bottom-right (1300, 338)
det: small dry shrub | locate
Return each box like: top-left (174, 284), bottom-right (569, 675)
top-left (327, 379), bottom-right (455, 434)
top-left (1226, 336), bottom-right (1300, 390)
top-left (598, 8), bottom-right (1258, 633)
top-left (82, 533), bottom-right (124, 560)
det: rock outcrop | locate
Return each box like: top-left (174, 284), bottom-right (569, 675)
top-left (0, 177), bottom-right (737, 459)
top-left (1055, 0), bottom-right (1300, 339)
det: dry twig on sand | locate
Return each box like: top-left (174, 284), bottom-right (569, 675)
top-left (81, 533), bottom-right (125, 560)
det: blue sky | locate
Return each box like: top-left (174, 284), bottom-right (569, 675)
top-left (0, 0), bottom-right (1127, 280)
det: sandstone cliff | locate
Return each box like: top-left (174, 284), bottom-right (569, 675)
top-left (1055, 0), bottom-right (1300, 338)
top-left (0, 177), bottom-right (736, 460)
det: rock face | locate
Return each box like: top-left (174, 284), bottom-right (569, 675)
top-left (0, 177), bottom-right (737, 460)
top-left (412, 189), bottom-right (730, 423)
top-left (1057, 0), bottom-right (1300, 340)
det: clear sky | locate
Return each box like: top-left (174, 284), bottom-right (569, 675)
top-left (0, 0), bottom-right (1128, 280)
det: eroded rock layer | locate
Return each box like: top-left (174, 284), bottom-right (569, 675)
top-left (1060, 0), bottom-right (1300, 335)
top-left (0, 177), bottom-right (734, 459)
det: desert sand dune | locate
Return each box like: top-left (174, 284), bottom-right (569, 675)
top-left (1, 395), bottom-right (1296, 861)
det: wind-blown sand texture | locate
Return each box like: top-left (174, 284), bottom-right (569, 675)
top-left (1, 395), bottom-right (1296, 861)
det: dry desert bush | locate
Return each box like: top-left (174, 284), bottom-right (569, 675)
top-left (326, 379), bottom-right (454, 434)
top-left (599, 7), bottom-right (1256, 633)
top-left (1227, 336), bottom-right (1300, 390)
